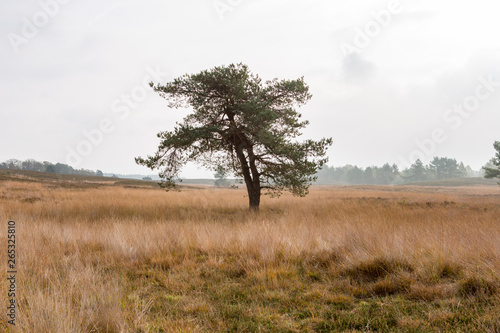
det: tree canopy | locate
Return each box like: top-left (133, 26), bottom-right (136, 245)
top-left (484, 141), bottom-right (500, 184)
top-left (136, 63), bottom-right (332, 210)
top-left (429, 157), bottom-right (465, 179)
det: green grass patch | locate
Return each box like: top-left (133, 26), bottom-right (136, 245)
top-left (118, 255), bottom-right (500, 332)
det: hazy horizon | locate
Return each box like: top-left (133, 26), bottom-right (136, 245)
top-left (2, 0), bottom-right (499, 178)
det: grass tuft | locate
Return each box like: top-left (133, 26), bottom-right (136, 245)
top-left (344, 257), bottom-right (414, 282)
top-left (458, 277), bottom-right (498, 297)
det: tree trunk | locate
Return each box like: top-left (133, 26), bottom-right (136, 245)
top-left (230, 123), bottom-right (261, 211)
top-left (248, 188), bottom-right (260, 211)
top-left (234, 143), bottom-right (260, 211)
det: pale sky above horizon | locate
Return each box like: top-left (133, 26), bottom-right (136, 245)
top-left (1, 0), bottom-right (499, 177)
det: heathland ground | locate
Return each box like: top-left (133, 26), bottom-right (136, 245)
top-left (0, 170), bottom-right (499, 332)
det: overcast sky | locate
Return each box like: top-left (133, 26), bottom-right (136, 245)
top-left (1, 0), bottom-right (499, 177)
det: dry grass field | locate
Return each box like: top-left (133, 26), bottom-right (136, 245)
top-left (0, 171), bottom-right (499, 332)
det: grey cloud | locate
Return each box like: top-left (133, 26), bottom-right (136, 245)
top-left (342, 53), bottom-right (377, 82)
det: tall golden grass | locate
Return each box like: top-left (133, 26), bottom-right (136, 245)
top-left (0, 180), bottom-right (499, 332)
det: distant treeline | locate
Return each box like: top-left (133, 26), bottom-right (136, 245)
top-left (0, 159), bottom-right (104, 177)
top-left (316, 157), bottom-right (483, 185)
top-left (0, 157), bottom-right (484, 185)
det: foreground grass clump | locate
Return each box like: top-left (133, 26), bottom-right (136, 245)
top-left (0, 176), bottom-right (499, 332)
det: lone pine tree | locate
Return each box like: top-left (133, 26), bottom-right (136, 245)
top-left (484, 141), bottom-right (500, 184)
top-left (136, 63), bottom-right (332, 210)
